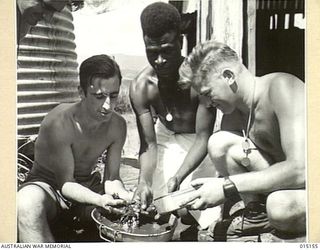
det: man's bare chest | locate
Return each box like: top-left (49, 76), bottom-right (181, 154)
top-left (156, 84), bottom-right (197, 109)
top-left (151, 90), bottom-right (198, 132)
top-left (71, 126), bottom-right (111, 167)
top-left (249, 108), bottom-right (285, 162)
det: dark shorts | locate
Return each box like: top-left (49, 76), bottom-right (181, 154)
top-left (20, 161), bottom-right (104, 226)
top-left (19, 181), bottom-right (72, 211)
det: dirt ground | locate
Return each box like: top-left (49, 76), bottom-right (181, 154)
top-left (122, 112), bottom-right (140, 160)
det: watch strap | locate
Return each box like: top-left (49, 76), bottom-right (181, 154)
top-left (223, 176), bottom-right (239, 201)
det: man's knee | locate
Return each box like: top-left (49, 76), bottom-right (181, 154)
top-left (208, 131), bottom-right (236, 160)
top-left (208, 132), bottom-right (244, 174)
top-left (266, 190), bottom-right (306, 234)
top-left (18, 185), bottom-right (56, 226)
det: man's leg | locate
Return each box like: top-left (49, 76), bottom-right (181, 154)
top-left (18, 184), bottom-right (58, 242)
top-left (208, 131), bottom-right (306, 237)
top-left (266, 189), bottom-right (306, 235)
top-left (207, 131), bottom-right (273, 239)
top-left (208, 131), bottom-right (272, 204)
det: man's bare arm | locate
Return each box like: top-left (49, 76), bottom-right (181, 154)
top-left (130, 76), bottom-right (157, 186)
top-left (129, 75), bottom-right (157, 207)
top-left (104, 115), bottom-right (127, 182)
top-left (136, 113), bottom-right (157, 185)
top-left (103, 115), bottom-right (133, 201)
top-left (171, 97), bottom-right (216, 187)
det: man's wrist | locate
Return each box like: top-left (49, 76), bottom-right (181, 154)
top-left (96, 194), bottom-right (104, 207)
top-left (139, 179), bottom-right (152, 187)
top-left (175, 173), bottom-right (183, 184)
top-left (222, 176), bottom-right (239, 201)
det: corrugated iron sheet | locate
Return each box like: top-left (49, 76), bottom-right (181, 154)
top-left (17, 6), bottom-right (79, 136)
top-left (257, 0), bottom-right (304, 12)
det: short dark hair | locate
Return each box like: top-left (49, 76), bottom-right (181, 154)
top-left (140, 2), bottom-right (181, 38)
top-left (79, 54), bottom-right (122, 95)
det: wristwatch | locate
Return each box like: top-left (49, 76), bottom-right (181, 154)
top-left (222, 176), bottom-right (239, 201)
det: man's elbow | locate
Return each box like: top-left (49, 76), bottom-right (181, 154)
top-left (61, 182), bottom-right (74, 198)
top-left (59, 178), bottom-right (77, 194)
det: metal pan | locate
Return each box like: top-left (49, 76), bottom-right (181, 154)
top-left (91, 207), bottom-right (177, 242)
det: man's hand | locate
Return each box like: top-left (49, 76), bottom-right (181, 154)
top-left (178, 178), bottom-right (225, 210)
top-left (167, 176), bottom-right (180, 193)
top-left (104, 180), bottom-right (134, 202)
top-left (132, 182), bottom-right (153, 210)
top-left (99, 193), bottom-right (126, 209)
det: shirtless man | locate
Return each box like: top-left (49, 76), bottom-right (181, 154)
top-left (18, 55), bottom-right (132, 242)
top-left (17, 0), bottom-right (69, 41)
top-left (178, 41), bottom-right (305, 237)
top-left (130, 2), bottom-right (220, 227)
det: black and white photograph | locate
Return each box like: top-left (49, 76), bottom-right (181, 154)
top-left (12, 0), bottom-right (309, 245)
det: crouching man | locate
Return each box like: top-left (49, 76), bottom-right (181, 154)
top-left (178, 41), bottom-right (305, 239)
top-left (18, 55), bottom-right (132, 242)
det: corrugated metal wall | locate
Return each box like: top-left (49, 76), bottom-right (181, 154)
top-left (256, 0), bottom-right (304, 11)
top-left (17, 5), bottom-right (79, 136)
top-left (255, 0), bottom-right (305, 79)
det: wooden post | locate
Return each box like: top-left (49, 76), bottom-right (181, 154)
top-left (210, 0), bottom-right (243, 57)
top-left (197, 0), bottom-right (244, 131)
top-left (246, 0), bottom-right (256, 75)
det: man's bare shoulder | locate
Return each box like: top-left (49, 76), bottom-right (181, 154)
top-left (261, 73), bottom-right (304, 99)
top-left (110, 112), bottom-right (126, 130)
top-left (130, 65), bottom-right (158, 98)
top-left (132, 65), bottom-right (156, 86)
top-left (260, 73), bottom-right (305, 113)
top-left (40, 103), bottom-right (76, 139)
top-left (262, 72), bottom-right (304, 92)
top-left (107, 112), bottom-right (127, 142)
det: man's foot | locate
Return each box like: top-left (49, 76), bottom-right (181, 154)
top-left (214, 201), bottom-right (273, 241)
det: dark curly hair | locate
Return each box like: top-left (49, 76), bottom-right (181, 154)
top-left (79, 54), bottom-right (122, 96)
top-left (140, 2), bottom-right (181, 38)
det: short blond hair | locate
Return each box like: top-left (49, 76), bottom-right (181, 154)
top-left (179, 41), bottom-right (240, 89)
